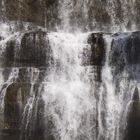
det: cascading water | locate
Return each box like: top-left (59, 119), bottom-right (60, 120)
top-left (0, 0), bottom-right (140, 140)
top-left (42, 33), bottom-right (96, 140)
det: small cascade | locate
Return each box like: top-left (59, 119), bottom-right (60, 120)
top-left (43, 33), bottom-right (95, 140)
top-left (20, 68), bottom-right (42, 140)
top-left (0, 1), bottom-right (140, 140)
top-left (0, 27), bottom-right (140, 140)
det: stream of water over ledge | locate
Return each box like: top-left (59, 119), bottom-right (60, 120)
top-left (0, 1), bottom-right (140, 140)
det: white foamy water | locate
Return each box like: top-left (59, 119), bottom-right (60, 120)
top-left (41, 32), bottom-right (137, 140)
top-left (42, 32), bottom-right (96, 140)
top-left (0, 0), bottom-right (140, 140)
top-left (0, 27), bottom-right (139, 140)
top-left (101, 36), bottom-right (120, 140)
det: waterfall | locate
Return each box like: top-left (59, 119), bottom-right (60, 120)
top-left (0, 1), bottom-right (140, 140)
top-left (43, 33), bottom-right (95, 140)
top-left (0, 0), bottom-right (140, 31)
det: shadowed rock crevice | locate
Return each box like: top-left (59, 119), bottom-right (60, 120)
top-left (0, 0), bottom-right (60, 31)
top-left (88, 33), bottom-right (105, 66)
top-left (124, 87), bottom-right (140, 140)
top-left (87, 33), bottom-right (105, 82)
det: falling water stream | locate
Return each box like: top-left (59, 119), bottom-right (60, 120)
top-left (0, 0), bottom-right (140, 140)
top-left (43, 33), bottom-right (95, 140)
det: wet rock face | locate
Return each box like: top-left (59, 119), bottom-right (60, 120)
top-left (0, 30), bottom-right (50, 140)
top-left (0, 0), bottom-right (140, 31)
top-left (1, 57), bottom-right (47, 137)
top-left (1, 29), bottom-right (140, 140)
top-left (0, 0), bottom-right (60, 30)
top-left (1, 69), bottom-right (46, 140)
top-left (4, 83), bottom-right (22, 129)
top-left (87, 33), bottom-right (105, 66)
top-left (86, 33), bottom-right (105, 82)
top-left (0, 31), bottom-right (107, 139)
top-left (110, 32), bottom-right (140, 79)
top-left (124, 88), bottom-right (140, 140)
top-left (111, 32), bottom-right (140, 65)
top-left (2, 31), bottom-right (51, 67)
top-left (3, 0), bottom-right (44, 26)
top-left (19, 31), bottom-right (49, 67)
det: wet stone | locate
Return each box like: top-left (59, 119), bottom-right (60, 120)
top-left (124, 88), bottom-right (140, 140)
top-left (110, 31), bottom-right (140, 79)
top-left (2, 30), bottom-right (52, 68)
top-left (87, 33), bottom-right (105, 66)
top-left (85, 33), bottom-right (105, 82)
